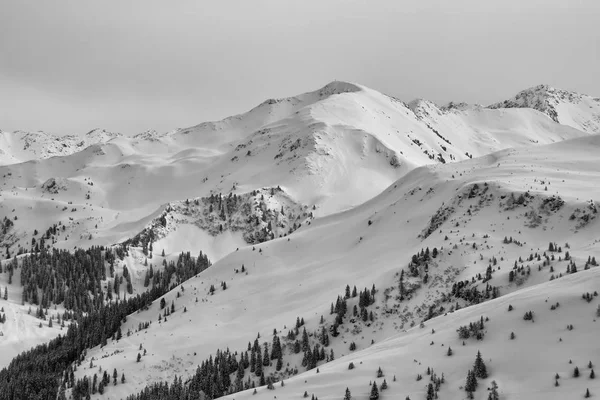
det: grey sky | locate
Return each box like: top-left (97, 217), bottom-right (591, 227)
top-left (1, 0), bottom-right (599, 136)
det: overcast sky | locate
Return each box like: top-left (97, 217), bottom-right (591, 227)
top-left (1, 0), bottom-right (599, 136)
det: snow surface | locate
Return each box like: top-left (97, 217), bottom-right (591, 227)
top-left (1, 82), bottom-right (599, 399)
top-left (69, 134), bottom-right (600, 399)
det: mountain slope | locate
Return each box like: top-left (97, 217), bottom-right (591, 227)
top-left (70, 135), bottom-right (600, 399)
top-left (489, 84), bottom-right (600, 134)
top-left (0, 128), bottom-right (122, 165)
top-left (1, 82), bottom-right (590, 258)
top-left (1, 82), bottom-right (598, 384)
top-left (225, 266), bottom-right (600, 400)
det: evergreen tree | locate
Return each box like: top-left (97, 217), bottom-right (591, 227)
top-left (474, 350), bottom-right (488, 378)
top-left (465, 369), bottom-right (477, 393)
top-left (426, 383), bottom-right (435, 400)
top-left (369, 381), bottom-right (379, 400)
top-left (344, 387), bottom-right (352, 400)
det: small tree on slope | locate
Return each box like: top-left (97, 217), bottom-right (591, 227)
top-left (344, 387), bottom-right (352, 400)
top-left (369, 381), bottom-right (379, 400)
top-left (465, 369), bottom-right (478, 393)
top-left (488, 380), bottom-right (499, 400)
top-left (474, 350), bottom-right (488, 378)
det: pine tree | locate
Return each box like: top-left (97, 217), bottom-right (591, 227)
top-left (426, 383), bottom-right (435, 400)
top-left (574, 366), bottom-right (580, 378)
top-left (447, 346), bottom-right (453, 356)
top-left (465, 369), bottom-right (477, 393)
top-left (585, 388), bottom-right (591, 398)
top-left (369, 381), bottom-right (379, 400)
top-left (474, 350), bottom-right (488, 378)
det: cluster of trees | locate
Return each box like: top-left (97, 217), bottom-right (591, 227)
top-left (457, 316), bottom-right (487, 340)
top-left (123, 329), bottom-right (309, 400)
top-left (581, 291), bottom-right (598, 303)
top-left (20, 246), bottom-right (110, 313)
top-left (407, 247), bottom-right (438, 278)
top-left (1, 216), bottom-right (14, 236)
top-left (0, 244), bottom-right (211, 400)
top-left (124, 282), bottom-right (375, 399)
top-left (330, 285), bottom-right (376, 336)
top-left (451, 280), bottom-right (499, 305)
top-left (70, 368), bottom-right (124, 399)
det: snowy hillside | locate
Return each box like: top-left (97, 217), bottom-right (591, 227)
top-left (0, 129), bottom-right (122, 165)
top-left (489, 84), bottom-right (600, 134)
top-left (67, 135), bottom-right (600, 399)
top-left (0, 82), bottom-right (590, 258)
top-left (1, 82), bottom-right (599, 400)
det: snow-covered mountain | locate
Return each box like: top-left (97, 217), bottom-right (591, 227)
top-left (0, 82), bottom-right (599, 400)
top-left (69, 133), bottom-right (600, 399)
top-left (489, 84), bottom-right (600, 134)
top-left (0, 82), bottom-right (590, 256)
top-left (0, 128), bottom-right (122, 165)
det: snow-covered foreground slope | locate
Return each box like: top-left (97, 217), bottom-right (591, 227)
top-left (70, 135), bottom-right (600, 399)
top-left (489, 84), bottom-right (600, 134)
top-left (226, 267), bottom-right (600, 400)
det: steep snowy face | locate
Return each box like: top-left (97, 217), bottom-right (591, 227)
top-left (489, 84), bottom-right (600, 133)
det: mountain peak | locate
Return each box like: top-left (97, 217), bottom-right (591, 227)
top-left (316, 80), bottom-right (363, 96)
top-left (488, 84), bottom-right (600, 132)
top-left (84, 128), bottom-right (121, 139)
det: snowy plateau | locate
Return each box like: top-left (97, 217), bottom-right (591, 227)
top-left (0, 81), bottom-right (600, 400)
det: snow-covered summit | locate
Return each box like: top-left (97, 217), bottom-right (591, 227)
top-left (489, 84), bottom-right (600, 133)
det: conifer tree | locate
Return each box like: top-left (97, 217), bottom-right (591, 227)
top-left (369, 381), bottom-right (379, 400)
top-left (488, 380), bottom-right (499, 400)
top-left (426, 383), bottom-right (435, 400)
top-left (344, 387), bottom-right (352, 400)
top-left (465, 369), bottom-right (477, 393)
top-left (474, 350), bottom-right (488, 378)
